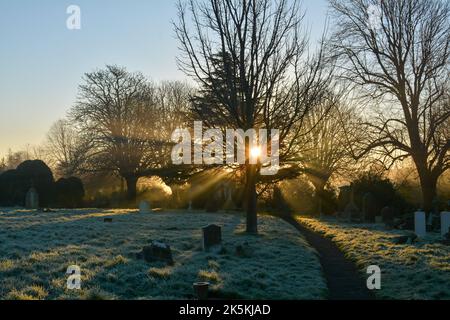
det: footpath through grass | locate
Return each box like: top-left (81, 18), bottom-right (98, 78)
top-left (298, 217), bottom-right (450, 300)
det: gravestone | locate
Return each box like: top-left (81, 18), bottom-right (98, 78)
top-left (222, 185), bottom-right (236, 211)
top-left (414, 211), bottom-right (426, 238)
top-left (362, 192), bottom-right (376, 222)
top-left (141, 241), bottom-right (173, 265)
top-left (344, 202), bottom-right (360, 222)
top-left (188, 200), bottom-right (193, 211)
top-left (139, 201), bottom-right (151, 213)
top-left (381, 206), bottom-right (395, 227)
top-left (25, 187), bottom-right (39, 209)
top-left (391, 232), bottom-right (417, 245)
top-left (202, 224), bottom-right (222, 250)
top-left (341, 185), bottom-right (360, 222)
top-left (338, 185), bottom-right (352, 212)
top-left (104, 218), bottom-right (113, 223)
top-left (441, 212), bottom-right (450, 238)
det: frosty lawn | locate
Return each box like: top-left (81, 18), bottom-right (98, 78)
top-left (298, 217), bottom-right (450, 300)
top-left (0, 209), bottom-right (327, 300)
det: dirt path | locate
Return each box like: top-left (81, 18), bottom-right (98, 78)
top-left (283, 216), bottom-right (375, 300)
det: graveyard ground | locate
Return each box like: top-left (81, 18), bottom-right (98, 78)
top-left (0, 209), bottom-right (327, 300)
top-left (298, 217), bottom-right (450, 300)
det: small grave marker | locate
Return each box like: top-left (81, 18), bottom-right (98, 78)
top-left (142, 241), bottom-right (173, 265)
top-left (202, 224), bottom-right (222, 250)
top-left (25, 187), bottom-right (39, 209)
top-left (139, 201), bottom-right (151, 213)
top-left (441, 212), bottom-right (450, 238)
top-left (414, 211), bottom-right (426, 238)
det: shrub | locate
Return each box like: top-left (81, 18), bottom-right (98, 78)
top-left (314, 187), bottom-right (338, 215)
top-left (352, 172), bottom-right (410, 216)
top-left (0, 160), bottom-right (54, 207)
top-left (54, 177), bottom-right (85, 208)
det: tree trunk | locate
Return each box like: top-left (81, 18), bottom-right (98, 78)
top-left (418, 173), bottom-right (438, 214)
top-left (312, 180), bottom-right (326, 217)
top-left (414, 156), bottom-right (438, 213)
top-left (245, 164), bottom-right (258, 234)
top-left (125, 176), bottom-right (138, 201)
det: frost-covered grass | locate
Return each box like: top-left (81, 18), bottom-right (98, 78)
top-left (0, 208), bottom-right (327, 300)
top-left (298, 217), bottom-right (450, 300)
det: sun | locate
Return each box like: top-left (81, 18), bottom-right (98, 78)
top-left (250, 146), bottom-right (262, 160)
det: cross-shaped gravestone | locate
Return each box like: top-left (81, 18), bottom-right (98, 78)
top-left (202, 224), bottom-right (222, 250)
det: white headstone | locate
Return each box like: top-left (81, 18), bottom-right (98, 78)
top-left (414, 211), bottom-right (426, 238)
top-left (440, 212), bottom-right (450, 238)
top-left (139, 201), bottom-right (151, 213)
top-left (25, 187), bottom-right (39, 209)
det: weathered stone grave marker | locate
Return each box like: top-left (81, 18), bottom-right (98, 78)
top-left (25, 187), bottom-right (39, 209)
top-left (414, 211), bottom-right (426, 238)
top-left (141, 241), bottom-right (174, 265)
top-left (391, 232), bottom-right (417, 245)
top-left (344, 201), bottom-right (360, 222)
top-left (441, 212), bottom-right (450, 238)
top-left (339, 185), bottom-right (359, 222)
top-left (139, 200), bottom-right (151, 213)
top-left (202, 224), bottom-right (222, 251)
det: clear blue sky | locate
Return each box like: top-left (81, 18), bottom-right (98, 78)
top-left (0, 0), bottom-right (329, 157)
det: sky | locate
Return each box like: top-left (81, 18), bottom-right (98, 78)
top-left (0, 0), bottom-right (330, 158)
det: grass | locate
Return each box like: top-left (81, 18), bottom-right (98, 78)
top-left (0, 208), bottom-right (327, 300)
top-left (298, 217), bottom-right (450, 300)
top-left (148, 267), bottom-right (172, 280)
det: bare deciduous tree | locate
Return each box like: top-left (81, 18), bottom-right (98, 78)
top-left (330, 0), bottom-right (450, 212)
top-left (175, 0), bottom-right (332, 232)
top-left (45, 119), bottom-right (92, 178)
top-left (297, 98), bottom-right (361, 198)
top-left (70, 65), bottom-right (183, 200)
